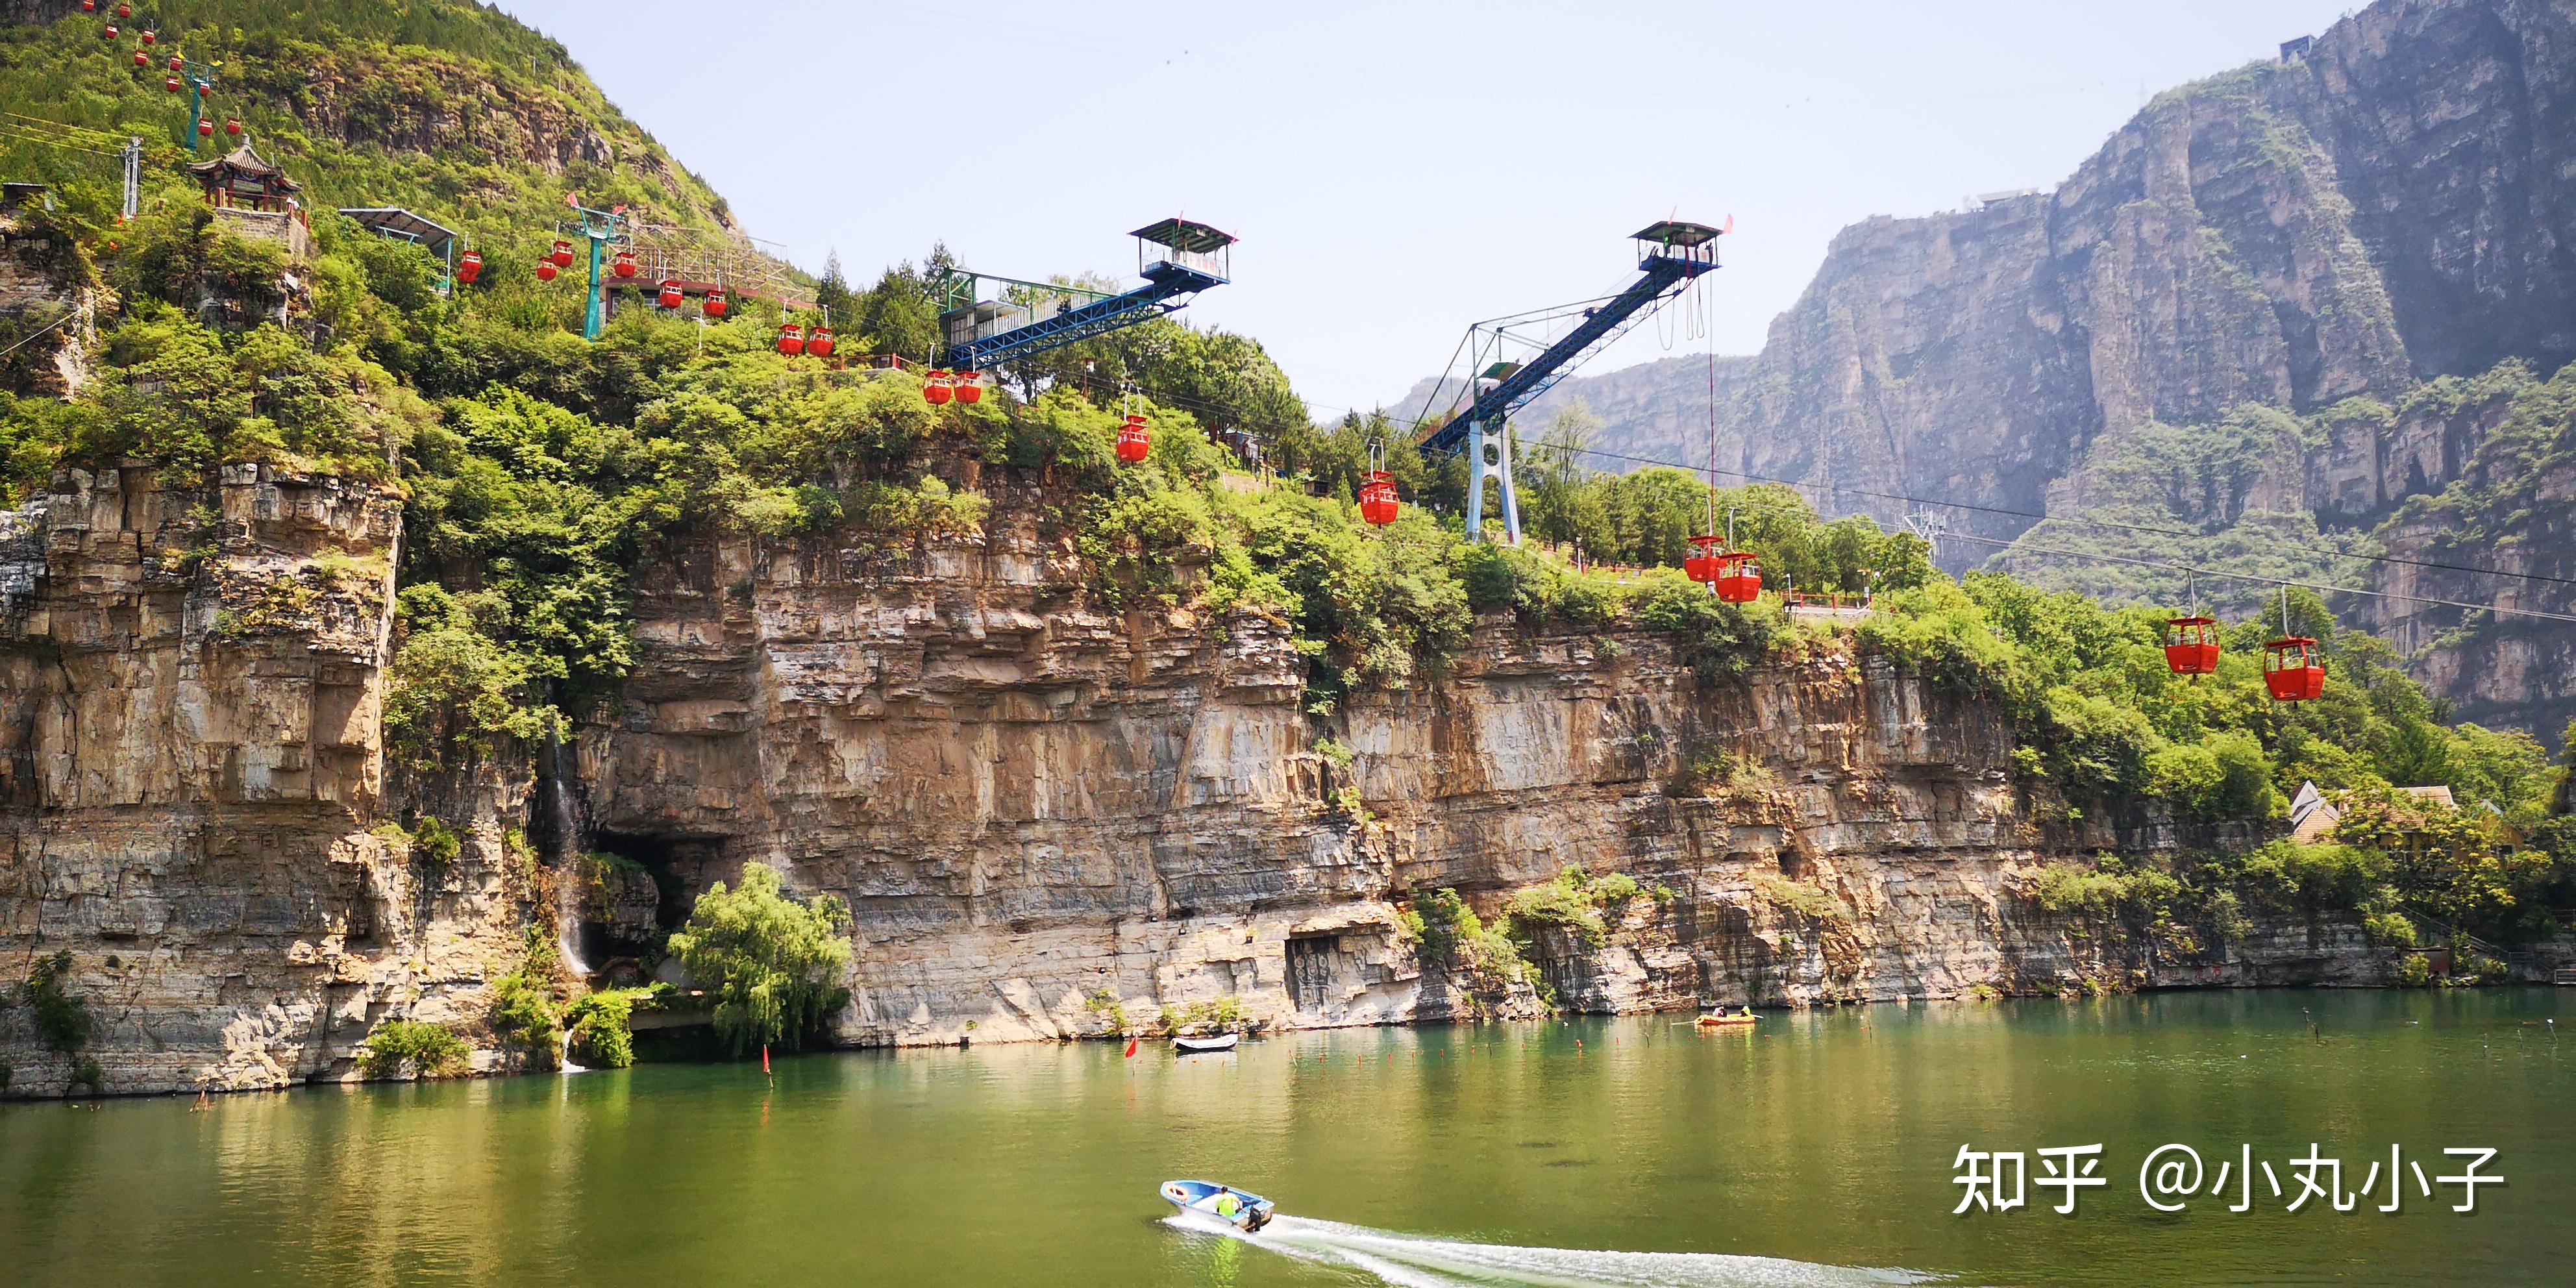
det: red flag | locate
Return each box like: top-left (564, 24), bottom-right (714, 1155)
top-left (762, 1044), bottom-right (771, 1074)
top-left (1124, 1038), bottom-right (1138, 1058)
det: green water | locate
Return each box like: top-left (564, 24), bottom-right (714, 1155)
top-left (1, 989), bottom-right (2569, 1286)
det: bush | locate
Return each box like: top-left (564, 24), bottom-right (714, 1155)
top-left (360, 1019), bottom-right (470, 1080)
top-left (16, 952), bottom-right (92, 1056)
top-left (565, 990), bottom-right (637, 1069)
top-left (667, 862), bottom-right (853, 1056)
top-left (2361, 911), bottom-right (2418, 948)
top-left (2392, 953), bottom-right (2434, 988)
top-left (488, 969), bottom-right (563, 1069)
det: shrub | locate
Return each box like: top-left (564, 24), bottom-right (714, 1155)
top-left (489, 970), bottom-right (563, 1069)
top-left (565, 990), bottom-right (638, 1069)
top-left (667, 862), bottom-right (853, 1056)
top-left (16, 952), bottom-right (92, 1056)
top-left (360, 1019), bottom-right (471, 1080)
top-left (2391, 953), bottom-right (2434, 988)
top-left (2360, 911), bottom-right (2418, 948)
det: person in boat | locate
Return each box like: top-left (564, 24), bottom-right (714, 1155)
top-left (1215, 1191), bottom-right (1241, 1223)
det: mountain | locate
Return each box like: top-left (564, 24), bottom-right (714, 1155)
top-left (1509, 0), bottom-right (2576, 734)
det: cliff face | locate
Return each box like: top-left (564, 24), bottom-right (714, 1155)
top-left (2, 486), bottom-right (2410, 1093)
top-left (0, 466), bottom-right (528, 1096)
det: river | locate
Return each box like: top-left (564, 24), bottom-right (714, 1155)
top-left (1, 989), bottom-right (2567, 1285)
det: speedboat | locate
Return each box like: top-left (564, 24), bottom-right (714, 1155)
top-left (1161, 1179), bottom-right (1275, 1232)
top-left (1173, 1033), bottom-right (1239, 1053)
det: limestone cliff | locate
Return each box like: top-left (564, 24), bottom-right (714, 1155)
top-left (3, 485), bottom-right (2405, 1094)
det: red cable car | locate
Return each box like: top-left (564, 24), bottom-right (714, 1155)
top-left (1360, 471), bottom-right (1400, 525)
top-left (132, 50), bottom-right (147, 66)
top-left (2263, 637), bottom-right (2325, 702)
top-left (82, 2), bottom-right (96, 14)
top-left (1684, 534), bottom-right (1725, 583)
top-left (1115, 414), bottom-right (1151, 463)
top-left (197, 119), bottom-right (213, 138)
top-left (141, 28), bottom-right (155, 44)
top-left (225, 118), bottom-right (242, 136)
top-left (165, 75), bottom-right (182, 93)
top-left (547, 239), bottom-right (573, 267)
top-left (776, 324), bottom-right (805, 356)
top-left (535, 258), bottom-right (559, 283)
top-left (2163, 615), bottom-right (2220, 676)
top-left (117, 3), bottom-right (132, 16)
top-left (805, 326), bottom-right (835, 358)
top-left (1715, 551), bottom-right (1763, 604)
top-left (168, 53), bottom-right (183, 70)
top-left (101, 25), bottom-right (117, 40)
top-left (923, 370), bottom-right (953, 405)
top-left (954, 371), bottom-right (984, 404)
top-left (611, 248), bottom-right (636, 279)
top-left (702, 288), bottom-right (728, 318)
top-left (657, 280), bottom-right (684, 309)
top-left (456, 250), bottom-right (483, 284)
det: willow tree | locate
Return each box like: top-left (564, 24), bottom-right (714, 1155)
top-left (668, 863), bottom-right (853, 1054)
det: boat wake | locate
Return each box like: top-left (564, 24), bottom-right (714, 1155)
top-left (1163, 1211), bottom-right (1937, 1287)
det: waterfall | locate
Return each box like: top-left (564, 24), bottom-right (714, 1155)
top-left (537, 721), bottom-right (592, 978)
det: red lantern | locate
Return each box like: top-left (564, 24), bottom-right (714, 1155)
top-left (133, 50), bottom-right (148, 66)
top-left (775, 324), bottom-right (805, 356)
top-left (923, 369), bottom-right (954, 406)
top-left (1715, 551), bottom-right (1763, 604)
top-left (1115, 414), bottom-right (1150, 463)
top-left (2262, 637), bottom-right (2325, 702)
top-left (165, 75), bottom-right (182, 93)
top-left (549, 239), bottom-right (576, 267)
top-left (657, 280), bottom-right (684, 309)
top-left (954, 371), bottom-right (984, 404)
top-left (197, 119), bottom-right (213, 138)
top-left (611, 248), bottom-right (636, 279)
top-left (225, 118), bottom-right (242, 136)
top-left (536, 259), bottom-right (560, 283)
top-left (141, 29), bottom-right (155, 44)
top-left (805, 326), bottom-right (835, 358)
top-left (456, 250), bottom-right (484, 284)
top-left (1684, 534), bottom-right (1724, 584)
top-left (2162, 616), bottom-right (2221, 676)
top-left (702, 288), bottom-right (728, 318)
top-left (1360, 471), bottom-right (1400, 525)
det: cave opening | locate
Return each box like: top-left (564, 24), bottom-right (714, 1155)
top-left (581, 832), bottom-right (730, 982)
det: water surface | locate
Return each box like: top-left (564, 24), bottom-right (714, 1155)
top-left (2, 989), bottom-right (2568, 1285)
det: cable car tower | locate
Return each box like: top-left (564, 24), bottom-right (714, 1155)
top-left (932, 218), bottom-right (1233, 373)
top-left (1415, 220), bottom-right (1726, 541)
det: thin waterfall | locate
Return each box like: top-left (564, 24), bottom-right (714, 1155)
top-left (536, 719), bottom-right (591, 978)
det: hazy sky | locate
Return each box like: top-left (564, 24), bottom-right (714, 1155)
top-left (497, 1), bottom-right (2359, 415)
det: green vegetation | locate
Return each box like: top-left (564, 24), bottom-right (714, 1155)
top-left (359, 1019), bottom-right (470, 1080)
top-left (1160, 997), bottom-right (1248, 1036)
top-left (1500, 866), bottom-right (1639, 948)
top-left (667, 862), bottom-right (852, 1056)
top-left (565, 989), bottom-right (639, 1069)
top-left (488, 966), bottom-right (562, 1069)
top-left (13, 952), bottom-right (96, 1091)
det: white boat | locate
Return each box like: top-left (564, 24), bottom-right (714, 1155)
top-left (1172, 1033), bottom-right (1239, 1053)
top-left (1161, 1179), bottom-right (1274, 1232)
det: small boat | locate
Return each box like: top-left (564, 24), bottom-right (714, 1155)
top-left (1173, 1032), bottom-right (1239, 1053)
top-left (1696, 1011), bottom-right (1760, 1028)
top-left (1161, 1179), bottom-right (1275, 1232)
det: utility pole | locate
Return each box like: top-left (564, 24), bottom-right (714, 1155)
top-left (120, 137), bottom-right (140, 221)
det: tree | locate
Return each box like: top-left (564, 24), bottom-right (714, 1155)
top-left (668, 862), bottom-right (853, 1054)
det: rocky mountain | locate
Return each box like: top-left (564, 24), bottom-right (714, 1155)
top-left (1500, 0), bottom-right (2576, 732)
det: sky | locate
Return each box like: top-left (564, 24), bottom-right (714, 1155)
top-left (496, 1), bottom-right (2361, 417)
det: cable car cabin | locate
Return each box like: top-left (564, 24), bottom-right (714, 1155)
top-left (806, 326), bottom-right (835, 357)
top-left (1714, 551), bottom-right (1762, 604)
top-left (2262, 637), bottom-right (2325, 702)
top-left (2164, 616), bottom-right (2221, 676)
top-left (775, 324), bottom-right (804, 356)
top-left (1361, 471), bottom-right (1400, 526)
top-left (456, 250), bottom-right (482, 284)
top-left (536, 259), bottom-right (558, 282)
top-left (658, 280), bottom-right (684, 309)
top-left (1116, 414), bottom-right (1150, 464)
top-left (954, 371), bottom-right (984, 405)
top-left (1684, 534), bottom-right (1726, 584)
top-left (923, 370), bottom-right (953, 406)
top-left (612, 249), bottom-right (638, 279)
top-left (702, 288), bottom-right (728, 318)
